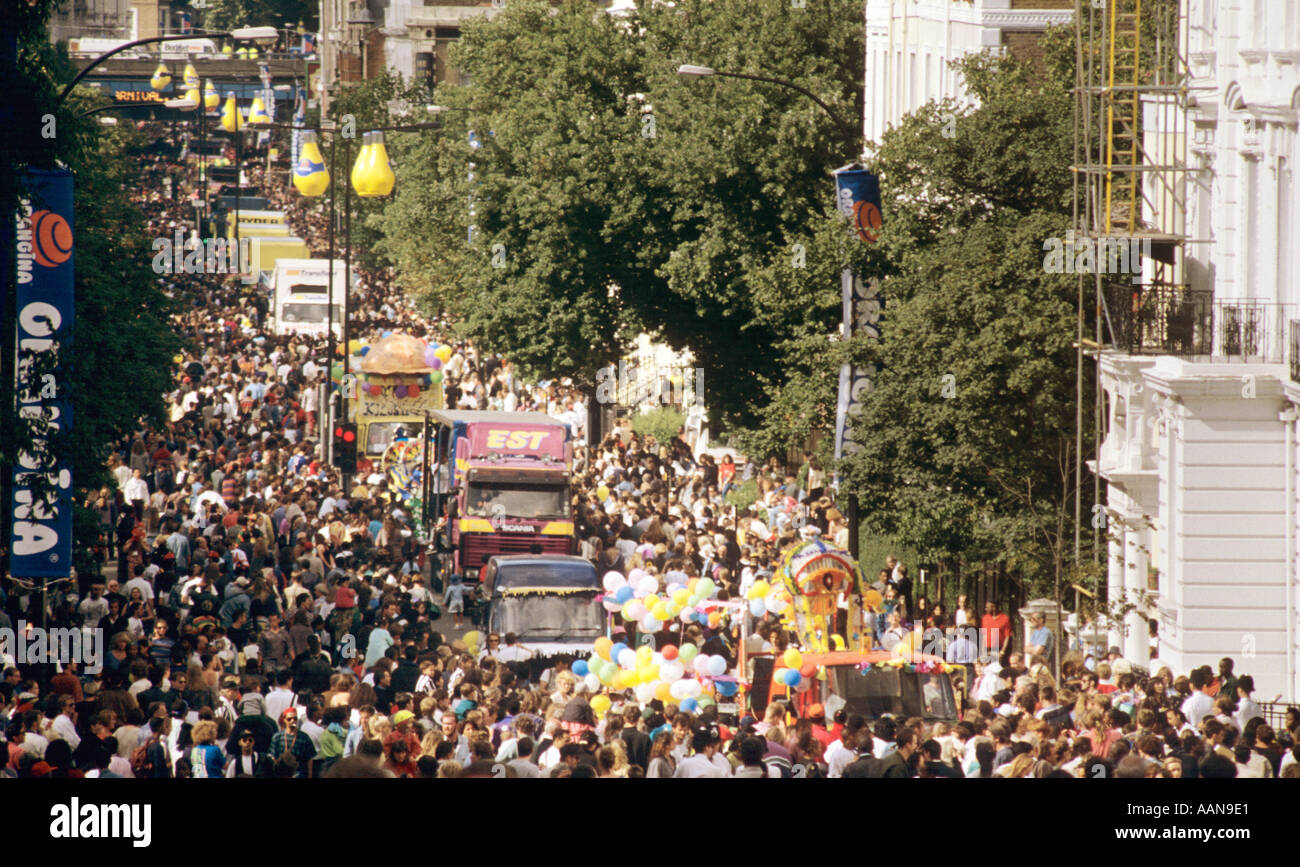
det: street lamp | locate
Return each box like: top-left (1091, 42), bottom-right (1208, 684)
top-left (675, 63), bottom-right (859, 147)
top-left (249, 116), bottom-right (437, 474)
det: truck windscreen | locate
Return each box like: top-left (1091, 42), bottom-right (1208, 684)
top-left (466, 483), bottom-right (569, 519)
top-left (281, 302), bottom-right (342, 323)
top-left (832, 667), bottom-right (956, 720)
top-left (492, 596), bottom-right (603, 641)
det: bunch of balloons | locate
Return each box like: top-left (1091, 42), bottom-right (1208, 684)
top-left (744, 577), bottom-right (794, 619)
top-left (600, 569), bottom-right (724, 633)
top-left (422, 342), bottom-right (451, 387)
top-left (583, 636), bottom-right (730, 714)
top-left (769, 648), bottom-right (819, 693)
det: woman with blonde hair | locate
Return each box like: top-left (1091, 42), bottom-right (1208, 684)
top-left (418, 729), bottom-right (445, 759)
top-left (188, 720), bottom-right (225, 778)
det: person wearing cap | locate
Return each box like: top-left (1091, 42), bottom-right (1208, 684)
top-left (385, 709), bottom-right (422, 759)
top-left (224, 727), bottom-right (272, 778)
top-left (672, 723), bottom-right (731, 777)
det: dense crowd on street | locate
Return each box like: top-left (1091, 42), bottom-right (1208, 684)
top-left (2, 120), bottom-right (1298, 780)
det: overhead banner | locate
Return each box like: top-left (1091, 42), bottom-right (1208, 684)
top-left (832, 166), bottom-right (881, 461)
top-left (11, 168), bottom-right (75, 578)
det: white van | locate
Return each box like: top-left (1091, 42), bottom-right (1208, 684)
top-left (271, 259), bottom-right (350, 338)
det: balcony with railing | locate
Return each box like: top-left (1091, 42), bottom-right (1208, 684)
top-left (1105, 286), bottom-right (1293, 365)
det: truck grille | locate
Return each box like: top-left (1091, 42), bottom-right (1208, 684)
top-left (461, 533), bottom-right (573, 566)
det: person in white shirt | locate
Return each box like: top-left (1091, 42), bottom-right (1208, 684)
top-left (264, 675), bottom-right (296, 722)
top-left (124, 573), bottom-right (155, 602)
top-left (77, 584), bottom-right (111, 630)
top-left (1180, 670), bottom-right (1215, 728)
top-left (672, 727), bottom-right (730, 778)
top-left (1234, 676), bottom-right (1263, 730)
top-left (495, 633), bottom-right (532, 664)
top-left (123, 469), bottom-right (150, 518)
top-left (50, 697), bottom-right (81, 750)
top-left (825, 721), bottom-right (865, 778)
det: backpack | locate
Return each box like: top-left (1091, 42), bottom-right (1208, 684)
top-left (130, 736), bottom-right (157, 776)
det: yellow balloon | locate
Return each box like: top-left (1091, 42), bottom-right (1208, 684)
top-left (863, 589), bottom-right (883, 611)
top-left (751, 579), bottom-right (770, 599)
top-left (651, 603), bottom-right (670, 621)
top-left (672, 589), bottom-right (690, 607)
top-left (594, 636), bottom-right (613, 660)
top-left (783, 649), bottom-right (803, 669)
top-left (435, 346), bottom-right (452, 363)
top-left (590, 695), bottom-right (611, 716)
top-left (642, 664), bottom-right (659, 682)
top-left (655, 683), bottom-right (673, 703)
top-left (596, 485), bottom-right (610, 501)
top-left (636, 645), bottom-right (653, 664)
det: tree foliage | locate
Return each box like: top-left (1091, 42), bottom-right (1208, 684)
top-left (839, 46), bottom-right (1092, 594)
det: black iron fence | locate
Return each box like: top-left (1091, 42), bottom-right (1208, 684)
top-left (1106, 286), bottom-right (1291, 363)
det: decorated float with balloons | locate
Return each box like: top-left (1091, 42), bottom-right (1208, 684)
top-left (340, 333), bottom-right (445, 492)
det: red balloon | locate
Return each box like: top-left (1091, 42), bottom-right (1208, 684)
top-left (800, 663), bottom-right (818, 678)
top-left (407, 385), bottom-right (419, 398)
top-left (661, 645), bottom-right (678, 660)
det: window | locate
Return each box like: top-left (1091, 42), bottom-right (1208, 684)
top-left (280, 302), bottom-right (342, 323)
top-left (465, 483), bottom-right (569, 519)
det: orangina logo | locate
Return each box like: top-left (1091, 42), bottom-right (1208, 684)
top-left (31, 210), bottom-right (73, 267)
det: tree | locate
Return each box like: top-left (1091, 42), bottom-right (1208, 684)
top-left (838, 46), bottom-right (1092, 596)
top-left (374, 0), bottom-right (868, 453)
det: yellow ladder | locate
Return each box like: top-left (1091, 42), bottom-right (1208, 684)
top-left (1105, 0), bottom-right (1143, 233)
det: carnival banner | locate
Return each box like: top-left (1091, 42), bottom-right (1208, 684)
top-left (832, 165), bottom-right (882, 461)
top-left (10, 169), bottom-right (75, 577)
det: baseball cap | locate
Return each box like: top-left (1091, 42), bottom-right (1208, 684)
top-left (393, 710), bottom-right (415, 725)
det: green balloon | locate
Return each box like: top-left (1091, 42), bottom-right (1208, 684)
top-left (600, 662), bottom-right (618, 683)
top-left (678, 643), bottom-right (698, 664)
top-left (430, 370), bottom-right (444, 384)
top-left (697, 696), bottom-right (716, 708)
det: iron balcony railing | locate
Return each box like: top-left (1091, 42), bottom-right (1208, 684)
top-left (1105, 287), bottom-right (1292, 364)
top-left (1291, 320), bottom-right (1300, 383)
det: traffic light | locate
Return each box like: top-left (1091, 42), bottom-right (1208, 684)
top-left (333, 422), bottom-right (357, 474)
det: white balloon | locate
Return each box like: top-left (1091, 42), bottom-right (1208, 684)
top-left (584, 673), bottom-right (601, 693)
top-left (659, 661), bottom-right (684, 682)
top-left (602, 598), bottom-right (622, 612)
top-left (707, 655), bottom-right (727, 676)
top-left (682, 680), bottom-right (702, 698)
top-left (669, 680), bottom-right (692, 700)
top-left (635, 682), bottom-right (656, 703)
top-left (603, 571), bottom-right (627, 592)
top-left (765, 594), bottom-right (785, 614)
top-left (627, 568), bottom-right (648, 585)
top-left (640, 614), bottom-right (662, 632)
top-left (617, 649), bottom-right (637, 669)
top-left (637, 575), bottom-right (660, 596)
top-left (692, 655), bottom-right (710, 675)
top-left (627, 601), bottom-right (647, 620)
top-left (679, 606), bottom-right (696, 623)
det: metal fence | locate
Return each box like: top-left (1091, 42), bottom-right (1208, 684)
top-left (1106, 287), bottom-right (1292, 363)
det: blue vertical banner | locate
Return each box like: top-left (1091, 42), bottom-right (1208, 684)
top-left (832, 165), bottom-right (882, 462)
top-left (11, 169), bottom-right (75, 578)
top-left (291, 86), bottom-right (306, 167)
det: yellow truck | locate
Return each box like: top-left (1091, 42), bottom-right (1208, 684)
top-left (244, 236), bottom-right (310, 285)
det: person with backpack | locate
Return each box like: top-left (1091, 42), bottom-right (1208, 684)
top-left (224, 730), bottom-right (273, 777)
top-left (131, 715), bottom-right (172, 778)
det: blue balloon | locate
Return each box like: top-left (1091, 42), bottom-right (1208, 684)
top-left (611, 643), bottom-right (628, 660)
top-left (359, 345), bottom-right (370, 355)
top-left (783, 669), bottom-right (801, 687)
top-left (572, 660), bottom-right (589, 676)
top-left (715, 680), bottom-right (739, 697)
top-left (695, 612), bottom-right (709, 624)
top-left (680, 697), bottom-right (698, 713)
top-left (615, 586), bottom-right (634, 604)
top-left (382, 330), bottom-right (393, 337)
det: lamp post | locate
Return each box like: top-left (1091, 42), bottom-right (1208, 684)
top-left (250, 117), bottom-right (433, 476)
top-left (677, 63), bottom-right (864, 558)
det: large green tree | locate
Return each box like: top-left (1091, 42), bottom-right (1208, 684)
top-left (375, 0), bottom-right (868, 450)
top-left (840, 44), bottom-right (1092, 595)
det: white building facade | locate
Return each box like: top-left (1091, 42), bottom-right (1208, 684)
top-left (1097, 0), bottom-right (1300, 700)
top-left (863, 0), bottom-right (1072, 148)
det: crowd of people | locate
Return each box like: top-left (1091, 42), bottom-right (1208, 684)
top-left (2, 118), bottom-right (1298, 781)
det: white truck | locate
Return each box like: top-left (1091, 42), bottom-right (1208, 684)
top-left (270, 259), bottom-right (350, 338)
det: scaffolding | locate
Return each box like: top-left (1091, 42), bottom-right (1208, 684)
top-left (1072, 0), bottom-right (1191, 582)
